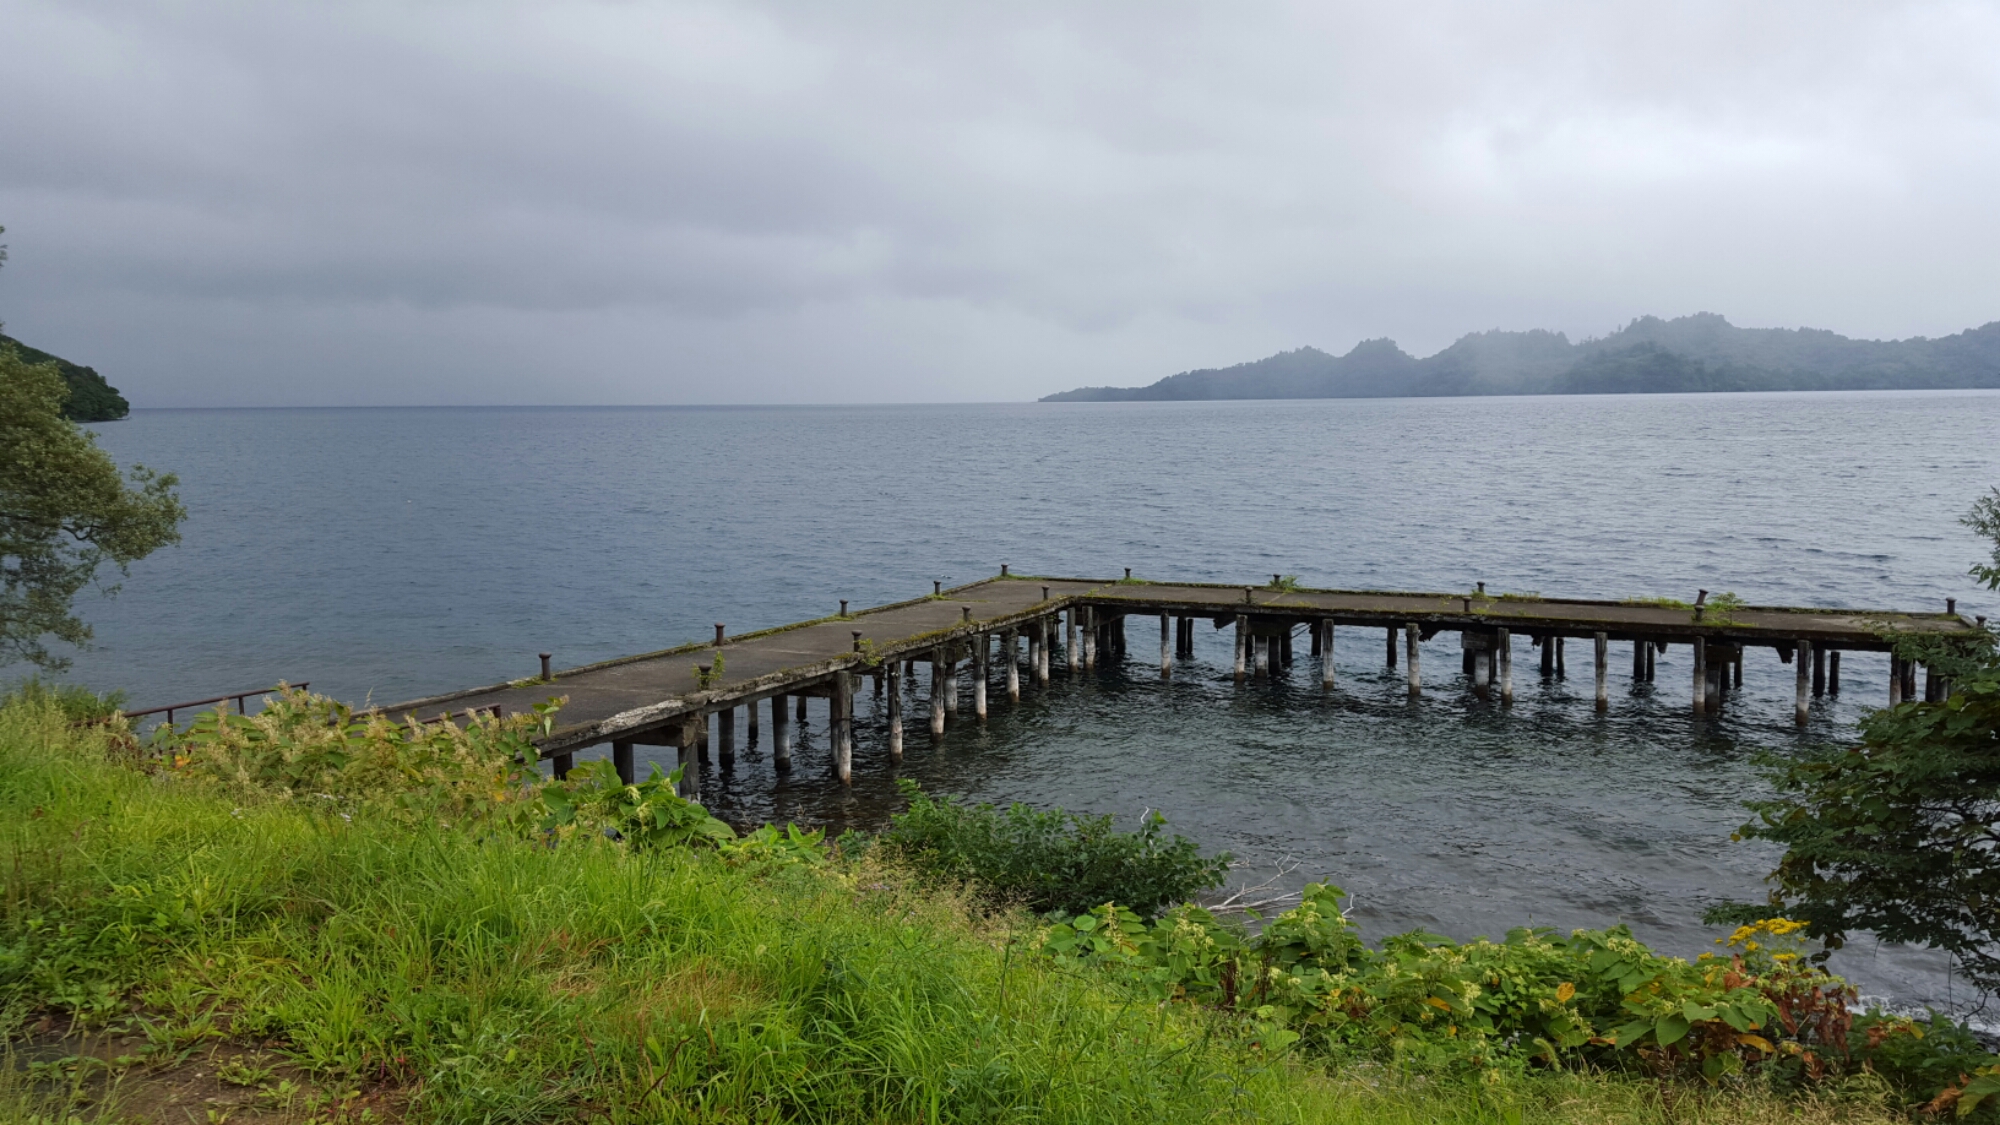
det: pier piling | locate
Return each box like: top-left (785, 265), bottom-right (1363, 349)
top-left (613, 739), bottom-right (635, 784)
top-left (1498, 628), bottom-right (1512, 705)
top-left (887, 665), bottom-right (903, 762)
top-left (772, 693), bottom-right (791, 769)
top-left (1405, 624), bottom-right (1421, 698)
top-left (1693, 639), bottom-right (1707, 716)
top-left (1322, 620), bottom-right (1336, 690)
top-left (974, 634), bottom-right (989, 721)
top-left (1795, 641), bottom-right (1811, 726)
top-left (930, 650), bottom-right (946, 739)
top-left (1594, 633), bottom-right (1608, 711)
top-left (1235, 615), bottom-right (1248, 682)
top-left (833, 671), bottom-right (853, 784)
top-left (1006, 629), bottom-right (1021, 702)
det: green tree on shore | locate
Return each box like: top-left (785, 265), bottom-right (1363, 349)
top-left (1716, 492), bottom-right (2000, 994)
top-left (0, 343), bottom-right (184, 669)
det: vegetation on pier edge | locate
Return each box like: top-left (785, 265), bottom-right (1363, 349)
top-left (2, 690), bottom-right (1994, 1122)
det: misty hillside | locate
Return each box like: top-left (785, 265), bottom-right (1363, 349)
top-left (1041, 313), bottom-right (2000, 401)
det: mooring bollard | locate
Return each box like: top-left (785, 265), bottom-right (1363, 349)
top-left (715, 623), bottom-right (725, 645)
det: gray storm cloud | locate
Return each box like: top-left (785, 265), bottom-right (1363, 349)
top-left (1, 0), bottom-right (1995, 405)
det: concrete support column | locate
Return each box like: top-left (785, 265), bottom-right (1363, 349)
top-left (1066, 611), bottom-right (1079, 677)
top-left (1321, 620), bottom-right (1336, 690)
top-left (1082, 608), bottom-right (1097, 670)
top-left (1405, 623), bottom-right (1421, 698)
top-left (677, 716), bottom-right (703, 801)
top-left (772, 694), bottom-right (791, 769)
top-left (1812, 646), bottom-right (1826, 697)
top-left (1234, 615), bottom-right (1248, 682)
top-left (1693, 639), bottom-right (1707, 716)
top-left (1890, 655), bottom-right (1903, 706)
top-left (1828, 650), bottom-right (1841, 695)
top-left (551, 751), bottom-right (573, 780)
top-left (1160, 613), bottom-right (1172, 678)
top-left (747, 698), bottom-right (759, 745)
top-left (1645, 642), bottom-right (1657, 682)
top-left (931, 649), bottom-right (947, 738)
top-left (1006, 630), bottom-right (1021, 702)
top-left (613, 739), bottom-right (635, 785)
top-left (1540, 636), bottom-right (1555, 678)
top-left (886, 666), bottom-right (903, 762)
top-left (1498, 628), bottom-right (1513, 706)
top-left (974, 634), bottom-right (989, 721)
top-left (717, 706), bottom-right (735, 766)
top-left (833, 671), bottom-right (853, 784)
top-left (1038, 618), bottom-right (1051, 685)
top-left (1594, 633), bottom-right (1609, 712)
top-left (1633, 640), bottom-right (1646, 681)
top-left (1386, 626), bottom-right (1398, 668)
top-left (1795, 640), bottom-right (1811, 726)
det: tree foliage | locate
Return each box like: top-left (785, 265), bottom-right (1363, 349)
top-left (1719, 490), bottom-right (2000, 997)
top-left (1726, 669), bottom-right (2000, 994)
top-left (0, 343), bottom-right (184, 669)
top-left (1969, 486), bottom-right (2000, 592)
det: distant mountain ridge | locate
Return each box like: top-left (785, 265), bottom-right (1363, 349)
top-left (1040, 313), bottom-right (2000, 401)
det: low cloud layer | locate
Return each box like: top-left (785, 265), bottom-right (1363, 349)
top-left (3, 1), bottom-right (1996, 405)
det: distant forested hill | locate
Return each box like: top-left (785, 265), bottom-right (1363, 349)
top-left (0, 334), bottom-right (129, 421)
top-left (1042, 313), bottom-right (2000, 401)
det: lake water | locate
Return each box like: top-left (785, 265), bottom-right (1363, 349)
top-left (58, 392), bottom-right (2000, 1016)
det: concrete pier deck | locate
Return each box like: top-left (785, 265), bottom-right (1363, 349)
top-left (380, 573), bottom-right (1982, 765)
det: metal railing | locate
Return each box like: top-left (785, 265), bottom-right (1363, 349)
top-left (124, 683), bottom-right (306, 727)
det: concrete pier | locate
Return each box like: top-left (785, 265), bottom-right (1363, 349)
top-left (375, 573), bottom-right (1980, 783)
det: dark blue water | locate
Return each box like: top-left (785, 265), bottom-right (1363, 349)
top-left (54, 392), bottom-right (2000, 1015)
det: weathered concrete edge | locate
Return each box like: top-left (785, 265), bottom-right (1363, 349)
top-left (375, 574), bottom-right (1030, 721)
top-left (533, 593), bottom-right (1095, 755)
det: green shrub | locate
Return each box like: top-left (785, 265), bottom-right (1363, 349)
top-left (1042, 885), bottom-right (2000, 1112)
top-left (2, 678), bottom-right (123, 724)
top-left (879, 779), bottom-right (1229, 916)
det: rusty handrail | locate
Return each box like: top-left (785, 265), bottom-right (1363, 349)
top-left (123, 683), bottom-right (306, 726)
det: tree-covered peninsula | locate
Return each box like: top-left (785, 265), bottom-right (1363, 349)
top-left (1044, 313), bottom-right (2000, 401)
top-left (0, 334), bottom-right (129, 422)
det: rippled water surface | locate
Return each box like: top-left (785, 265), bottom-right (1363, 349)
top-left (66, 393), bottom-right (2000, 1012)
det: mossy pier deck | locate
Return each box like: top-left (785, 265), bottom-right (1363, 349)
top-left (382, 572), bottom-right (1984, 796)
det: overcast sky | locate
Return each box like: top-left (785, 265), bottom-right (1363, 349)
top-left (2, 1), bottom-right (1997, 406)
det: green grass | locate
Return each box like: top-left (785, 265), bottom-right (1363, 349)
top-left (0, 699), bottom-right (1918, 1123)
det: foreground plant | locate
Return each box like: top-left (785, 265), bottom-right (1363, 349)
top-left (877, 778), bottom-right (1230, 915)
top-left (1043, 887), bottom-right (2000, 1114)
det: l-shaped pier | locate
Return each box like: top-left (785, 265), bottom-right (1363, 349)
top-left (381, 572), bottom-right (1984, 796)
